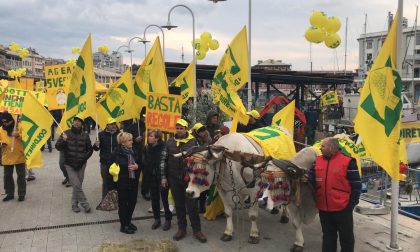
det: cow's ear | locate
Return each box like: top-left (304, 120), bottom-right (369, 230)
top-left (209, 146), bottom-right (224, 160)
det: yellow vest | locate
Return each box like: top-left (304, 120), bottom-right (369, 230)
top-left (0, 126), bottom-right (25, 165)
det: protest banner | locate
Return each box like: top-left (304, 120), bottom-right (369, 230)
top-left (146, 92), bottom-right (182, 133)
top-left (44, 63), bottom-right (73, 110)
top-left (0, 87), bottom-right (28, 114)
top-left (400, 122), bottom-right (420, 143)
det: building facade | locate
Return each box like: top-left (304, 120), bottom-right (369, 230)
top-left (357, 15), bottom-right (420, 104)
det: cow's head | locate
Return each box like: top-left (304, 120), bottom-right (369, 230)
top-left (174, 145), bottom-right (227, 199)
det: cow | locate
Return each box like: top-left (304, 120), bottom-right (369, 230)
top-left (263, 147), bottom-right (319, 251)
top-left (183, 142), bottom-right (319, 251)
top-left (180, 132), bottom-right (269, 244)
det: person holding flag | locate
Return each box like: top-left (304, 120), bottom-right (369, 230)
top-left (0, 112), bottom-right (26, 202)
top-left (93, 117), bottom-right (120, 199)
top-left (55, 114), bottom-right (93, 213)
top-left (237, 110), bottom-right (263, 133)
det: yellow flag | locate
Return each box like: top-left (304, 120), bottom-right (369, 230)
top-left (133, 37), bottom-right (168, 117)
top-left (272, 100), bottom-right (295, 136)
top-left (21, 92), bottom-right (54, 168)
top-left (320, 90), bottom-right (339, 107)
top-left (96, 68), bottom-right (135, 129)
top-left (211, 27), bottom-right (249, 125)
top-left (59, 34), bottom-right (96, 130)
top-left (353, 13), bottom-right (404, 181)
top-left (169, 61), bottom-right (194, 103)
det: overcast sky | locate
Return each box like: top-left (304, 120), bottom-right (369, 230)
top-left (1, 0), bottom-right (419, 71)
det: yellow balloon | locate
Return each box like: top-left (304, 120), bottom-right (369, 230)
top-left (324, 33), bottom-right (341, 48)
top-left (324, 16), bottom-right (341, 33)
top-left (193, 39), bottom-right (201, 50)
top-left (304, 27), bottom-right (326, 44)
top-left (209, 39), bottom-right (219, 50)
top-left (196, 50), bottom-right (206, 60)
top-left (200, 32), bottom-right (212, 42)
top-left (201, 40), bottom-right (209, 52)
top-left (310, 11), bottom-right (328, 28)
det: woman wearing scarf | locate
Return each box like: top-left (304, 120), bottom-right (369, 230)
top-left (109, 132), bottom-right (140, 234)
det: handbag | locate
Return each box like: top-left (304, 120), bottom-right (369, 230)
top-left (96, 189), bottom-right (118, 211)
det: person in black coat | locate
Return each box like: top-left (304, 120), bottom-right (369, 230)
top-left (93, 118), bottom-right (120, 199)
top-left (142, 128), bottom-right (172, 231)
top-left (108, 132), bottom-right (140, 234)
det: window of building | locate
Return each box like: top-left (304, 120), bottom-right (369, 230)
top-left (366, 41), bottom-right (373, 49)
top-left (416, 34), bottom-right (420, 45)
top-left (414, 68), bottom-right (420, 78)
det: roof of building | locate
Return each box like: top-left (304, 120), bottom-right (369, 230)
top-left (255, 59), bottom-right (291, 66)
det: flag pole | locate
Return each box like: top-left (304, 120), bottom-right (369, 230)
top-left (388, 1), bottom-right (403, 250)
top-left (95, 113), bottom-right (99, 139)
top-left (52, 117), bottom-right (65, 134)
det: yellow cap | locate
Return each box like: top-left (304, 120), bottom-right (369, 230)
top-left (107, 117), bottom-right (117, 124)
top-left (246, 110), bottom-right (260, 119)
top-left (176, 119), bottom-right (188, 128)
top-left (109, 163), bottom-right (120, 182)
top-left (74, 113), bottom-right (85, 122)
top-left (192, 123), bottom-right (204, 131)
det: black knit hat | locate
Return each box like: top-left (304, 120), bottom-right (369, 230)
top-left (1, 112), bottom-right (14, 122)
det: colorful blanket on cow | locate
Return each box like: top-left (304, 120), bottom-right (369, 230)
top-left (244, 126), bottom-right (296, 160)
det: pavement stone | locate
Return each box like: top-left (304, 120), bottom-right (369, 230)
top-left (0, 135), bottom-right (418, 251)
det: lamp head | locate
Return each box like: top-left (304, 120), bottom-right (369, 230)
top-left (140, 38), bottom-right (151, 44)
top-left (162, 21), bottom-right (177, 30)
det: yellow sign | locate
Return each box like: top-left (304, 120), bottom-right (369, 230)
top-left (321, 90), bottom-right (339, 106)
top-left (400, 122), bottom-right (420, 143)
top-left (0, 87), bottom-right (28, 115)
top-left (44, 63), bottom-right (73, 110)
top-left (146, 92), bottom-right (182, 133)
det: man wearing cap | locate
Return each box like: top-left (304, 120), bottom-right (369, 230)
top-left (160, 119), bottom-right (207, 243)
top-left (191, 123), bottom-right (212, 147)
top-left (93, 117), bottom-right (120, 199)
top-left (0, 112), bottom-right (26, 202)
top-left (55, 114), bottom-right (93, 213)
top-left (237, 110), bottom-right (263, 133)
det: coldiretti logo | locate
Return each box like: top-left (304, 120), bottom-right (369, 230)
top-left (21, 114), bottom-right (48, 158)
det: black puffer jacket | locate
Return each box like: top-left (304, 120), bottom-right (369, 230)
top-left (108, 145), bottom-right (140, 190)
top-left (142, 140), bottom-right (165, 185)
top-left (55, 126), bottom-right (93, 170)
top-left (93, 129), bottom-right (120, 165)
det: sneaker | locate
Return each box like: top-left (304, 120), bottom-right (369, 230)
top-left (3, 195), bottom-right (14, 202)
top-left (72, 205), bottom-right (81, 213)
top-left (193, 231), bottom-right (207, 243)
top-left (27, 176), bottom-right (35, 181)
top-left (172, 229), bottom-right (186, 241)
top-left (62, 178), bottom-right (68, 185)
top-left (18, 196), bottom-right (25, 202)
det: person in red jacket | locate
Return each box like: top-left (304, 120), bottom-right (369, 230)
top-left (307, 137), bottom-right (361, 252)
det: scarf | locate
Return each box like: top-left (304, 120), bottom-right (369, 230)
top-left (121, 146), bottom-right (135, 162)
top-left (174, 132), bottom-right (194, 147)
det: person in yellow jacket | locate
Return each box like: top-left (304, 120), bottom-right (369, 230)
top-left (0, 112), bottom-right (26, 202)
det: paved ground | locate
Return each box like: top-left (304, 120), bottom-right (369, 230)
top-left (0, 134), bottom-right (419, 252)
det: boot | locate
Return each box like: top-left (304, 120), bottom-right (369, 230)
top-left (193, 231), bottom-right (207, 243)
top-left (120, 226), bottom-right (135, 234)
top-left (173, 229), bottom-right (186, 241)
top-left (151, 219), bottom-right (161, 230)
top-left (129, 222), bottom-right (137, 231)
top-left (162, 220), bottom-right (171, 231)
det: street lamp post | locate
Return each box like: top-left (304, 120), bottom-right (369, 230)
top-left (210, 0), bottom-right (252, 110)
top-left (115, 45), bottom-right (129, 76)
top-left (143, 24), bottom-right (165, 60)
top-left (162, 4), bottom-right (196, 110)
top-left (127, 36), bottom-right (144, 69)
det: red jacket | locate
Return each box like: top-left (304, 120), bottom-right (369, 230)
top-left (314, 151), bottom-right (352, 211)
